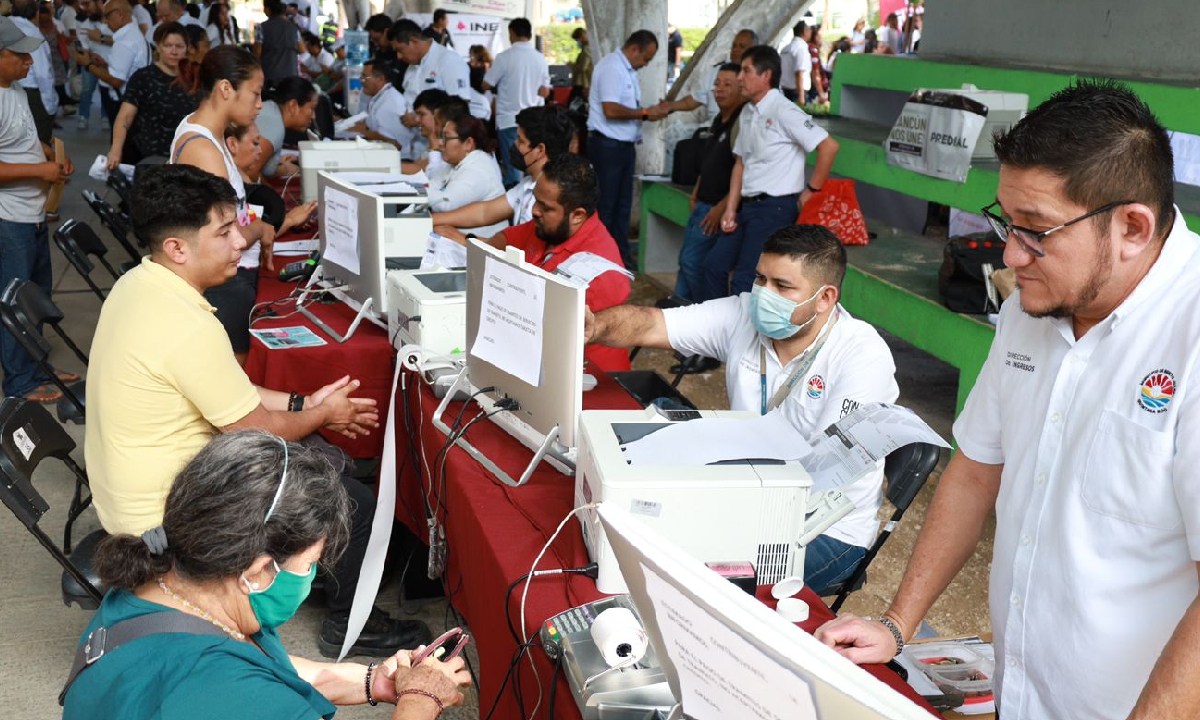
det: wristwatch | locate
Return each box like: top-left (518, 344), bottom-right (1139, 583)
top-left (806, 183), bottom-right (823, 193)
top-left (287, 392), bottom-right (305, 412)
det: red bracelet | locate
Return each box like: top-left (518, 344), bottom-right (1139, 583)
top-left (397, 688), bottom-right (445, 714)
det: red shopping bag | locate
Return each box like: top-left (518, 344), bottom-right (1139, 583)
top-left (797, 179), bottom-right (870, 245)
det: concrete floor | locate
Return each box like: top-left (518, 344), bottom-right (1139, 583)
top-left (0, 118), bottom-right (993, 719)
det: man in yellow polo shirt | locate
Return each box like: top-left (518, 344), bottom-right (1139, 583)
top-left (85, 163), bottom-right (427, 657)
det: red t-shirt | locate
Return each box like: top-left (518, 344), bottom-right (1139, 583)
top-left (504, 213), bottom-right (632, 372)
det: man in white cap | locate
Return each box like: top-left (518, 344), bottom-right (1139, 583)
top-left (0, 16), bottom-right (75, 403)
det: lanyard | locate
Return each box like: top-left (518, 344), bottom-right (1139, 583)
top-left (759, 310), bottom-right (838, 415)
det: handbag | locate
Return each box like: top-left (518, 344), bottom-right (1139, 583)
top-left (797, 179), bottom-right (871, 246)
top-left (938, 233), bottom-right (1006, 313)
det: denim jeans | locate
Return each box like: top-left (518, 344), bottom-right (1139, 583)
top-left (804, 533), bottom-right (867, 597)
top-left (78, 68), bottom-right (98, 121)
top-left (700, 193), bottom-right (798, 300)
top-left (0, 219), bottom-right (53, 397)
top-left (674, 200), bottom-right (717, 302)
top-left (588, 132), bottom-right (637, 268)
top-left (496, 125), bottom-right (520, 189)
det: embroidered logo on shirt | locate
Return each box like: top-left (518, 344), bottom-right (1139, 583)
top-left (1137, 369), bottom-right (1175, 413)
top-left (805, 375), bottom-right (825, 399)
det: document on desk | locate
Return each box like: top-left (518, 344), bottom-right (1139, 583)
top-left (641, 563), bottom-right (817, 720)
top-left (621, 412), bottom-right (808, 466)
top-left (420, 232), bottom-right (467, 270)
top-left (804, 403), bottom-right (949, 492)
top-left (250, 326), bottom-right (327, 349)
top-left (322, 186), bottom-right (360, 274)
top-left (469, 256), bottom-right (546, 386)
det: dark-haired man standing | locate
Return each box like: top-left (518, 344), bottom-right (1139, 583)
top-left (586, 29), bottom-right (669, 269)
top-left (706, 44), bottom-right (838, 299)
top-left (87, 164), bottom-right (429, 657)
top-left (482, 17), bottom-right (550, 188)
top-left (817, 80), bottom-right (1200, 720)
top-left (587, 225), bottom-right (897, 591)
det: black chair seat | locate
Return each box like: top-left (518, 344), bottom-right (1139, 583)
top-left (62, 529), bottom-right (108, 610)
top-left (57, 380), bottom-right (86, 424)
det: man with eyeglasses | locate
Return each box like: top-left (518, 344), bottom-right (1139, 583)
top-left (817, 79), bottom-right (1200, 720)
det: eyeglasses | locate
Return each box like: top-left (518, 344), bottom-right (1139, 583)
top-left (980, 200), bottom-right (1134, 258)
top-left (439, 134), bottom-right (461, 142)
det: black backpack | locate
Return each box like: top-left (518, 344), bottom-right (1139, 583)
top-left (938, 233), bottom-right (1006, 314)
top-left (671, 127), bottom-right (710, 186)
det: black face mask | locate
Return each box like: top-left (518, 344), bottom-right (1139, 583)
top-left (509, 142), bottom-right (530, 174)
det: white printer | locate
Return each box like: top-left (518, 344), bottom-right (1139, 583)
top-left (575, 408), bottom-right (813, 594)
top-left (386, 269), bottom-right (468, 356)
top-left (299, 140), bottom-right (402, 201)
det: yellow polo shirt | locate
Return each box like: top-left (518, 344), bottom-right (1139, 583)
top-left (85, 258), bottom-right (261, 535)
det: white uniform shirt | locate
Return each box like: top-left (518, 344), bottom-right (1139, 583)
top-left (402, 41), bottom-right (470, 107)
top-left (505, 175), bottom-right (536, 225)
top-left (131, 2), bottom-right (151, 30)
top-left (779, 37), bottom-right (811, 93)
top-left (107, 20), bottom-right (149, 93)
top-left (427, 149), bottom-right (507, 237)
top-left (689, 59), bottom-right (727, 119)
top-left (78, 16), bottom-right (114, 60)
top-left (300, 47), bottom-right (334, 74)
top-left (586, 50), bottom-right (641, 142)
top-left (367, 83), bottom-right (413, 147)
top-left (664, 295), bottom-right (899, 548)
top-left (733, 88), bottom-right (828, 197)
top-left (482, 40), bottom-right (549, 130)
top-left (10, 16), bottom-right (58, 116)
top-left (954, 210), bottom-right (1200, 720)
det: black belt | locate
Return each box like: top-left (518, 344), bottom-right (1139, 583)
top-left (742, 192), bottom-right (798, 204)
top-left (592, 131), bottom-right (635, 145)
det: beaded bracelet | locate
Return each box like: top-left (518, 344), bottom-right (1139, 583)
top-left (397, 688), bottom-right (445, 715)
top-left (364, 662), bottom-right (378, 706)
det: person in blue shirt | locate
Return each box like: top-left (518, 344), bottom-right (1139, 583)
top-left (63, 431), bottom-right (470, 720)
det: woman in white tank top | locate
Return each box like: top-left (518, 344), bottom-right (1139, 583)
top-left (169, 45), bottom-right (272, 359)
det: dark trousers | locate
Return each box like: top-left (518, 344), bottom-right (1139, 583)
top-left (588, 132), bottom-right (637, 268)
top-left (0, 220), bottom-right (52, 397)
top-left (700, 193), bottom-right (799, 300)
top-left (100, 86), bottom-right (121, 128)
top-left (303, 435), bottom-right (374, 612)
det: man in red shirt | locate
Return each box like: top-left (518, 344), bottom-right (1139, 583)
top-left (488, 154), bottom-right (633, 371)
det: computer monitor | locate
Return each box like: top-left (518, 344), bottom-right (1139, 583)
top-left (430, 239), bottom-right (585, 486)
top-left (598, 502), bottom-right (933, 720)
top-left (311, 171), bottom-right (430, 341)
top-left (299, 139), bottom-right (401, 201)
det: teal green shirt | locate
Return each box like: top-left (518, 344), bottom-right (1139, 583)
top-left (63, 590), bottom-right (336, 720)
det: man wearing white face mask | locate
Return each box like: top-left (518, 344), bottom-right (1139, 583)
top-left (586, 224), bottom-right (899, 593)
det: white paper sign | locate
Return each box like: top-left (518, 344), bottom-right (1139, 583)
top-left (322, 186), bottom-right (360, 275)
top-left (469, 256), bottom-right (546, 386)
top-left (641, 563), bottom-right (818, 720)
top-left (420, 232), bottom-right (468, 270)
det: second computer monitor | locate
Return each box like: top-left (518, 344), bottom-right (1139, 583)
top-left (464, 239), bottom-right (585, 448)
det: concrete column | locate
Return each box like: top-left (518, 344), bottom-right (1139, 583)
top-left (654, 0), bottom-right (812, 175)
top-left (580, 0), bottom-right (669, 173)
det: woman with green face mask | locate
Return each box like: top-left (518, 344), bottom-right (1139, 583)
top-left (63, 431), bottom-right (470, 720)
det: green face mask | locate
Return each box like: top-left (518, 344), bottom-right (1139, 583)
top-left (244, 560), bottom-right (316, 629)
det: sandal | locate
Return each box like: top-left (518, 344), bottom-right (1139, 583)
top-left (54, 369), bottom-right (81, 383)
top-left (24, 384), bottom-right (63, 403)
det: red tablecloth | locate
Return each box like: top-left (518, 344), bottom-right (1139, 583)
top-left (244, 272), bottom-right (395, 458)
top-left (394, 375), bottom-right (938, 720)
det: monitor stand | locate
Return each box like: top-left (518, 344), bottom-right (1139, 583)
top-left (297, 266), bottom-right (386, 343)
top-left (431, 366), bottom-right (572, 487)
